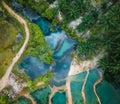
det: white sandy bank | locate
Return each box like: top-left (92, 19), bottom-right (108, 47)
top-left (68, 54), bottom-right (102, 76)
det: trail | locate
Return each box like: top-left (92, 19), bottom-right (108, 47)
top-left (0, 1), bottom-right (29, 91)
top-left (24, 94), bottom-right (36, 104)
top-left (81, 70), bottom-right (89, 104)
top-left (93, 71), bottom-right (103, 104)
top-left (48, 85), bottom-right (66, 104)
top-left (66, 77), bottom-right (72, 104)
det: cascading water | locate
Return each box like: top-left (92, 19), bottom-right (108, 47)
top-left (11, 1), bottom-right (120, 104)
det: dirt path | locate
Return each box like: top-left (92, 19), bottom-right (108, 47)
top-left (0, 1), bottom-right (29, 91)
top-left (93, 71), bottom-right (103, 104)
top-left (81, 70), bottom-right (89, 104)
top-left (66, 77), bottom-right (72, 104)
top-left (48, 85), bottom-right (66, 104)
top-left (24, 93), bottom-right (36, 104)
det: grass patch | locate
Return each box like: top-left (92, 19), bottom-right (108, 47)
top-left (0, 7), bottom-right (25, 78)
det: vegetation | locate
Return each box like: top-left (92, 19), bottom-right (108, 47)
top-left (58, 0), bottom-right (91, 23)
top-left (47, 0), bottom-right (55, 4)
top-left (95, 1), bottom-right (120, 86)
top-left (71, 0), bottom-right (120, 86)
top-left (27, 22), bottom-right (53, 64)
top-left (77, 10), bottom-right (98, 32)
top-left (77, 36), bottom-right (103, 59)
top-left (0, 2), bottom-right (53, 101)
top-left (16, 0), bottom-right (56, 21)
top-left (26, 71), bottom-right (53, 92)
top-left (0, 95), bottom-right (11, 104)
top-left (58, 0), bottom-right (120, 86)
top-left (0, 7), bottom-right (24, 78)
top-left (12, 21), bottom-right (53, 85)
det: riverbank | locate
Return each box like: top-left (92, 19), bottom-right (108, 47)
top-left (68, 54), bottom-right (102, 76)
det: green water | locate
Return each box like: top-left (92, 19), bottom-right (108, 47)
top-left (11, 96), bottom-right (32, 104)
top-left (30, 87), bottom-right (51, 104)
top-left (11, 69), bottom-right (120, 104)
top-left (70, 72), bottom-right (87, 104)
top-left (71, 71), bottom-right (87, 82)
top-left (85, 69), bottom-right (99, 104)
top-left (51, 92), bottom-right (66, 104)
top-left (97, 80), bottom-right (120, 104)
top-left (71, 69), bottom-right (120, 104)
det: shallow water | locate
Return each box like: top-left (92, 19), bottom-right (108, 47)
top-left (11, 96), bottom-right (32, 104)
top-left (50, 55), bottom-right (72, 87)
top-left (30, 86), bottom-right (51, 104)
top-left (85, 69), bottom-right (99, 104)
top-left (32, 18), bottom-right (50, 36)
top-left (70, 71), bottom-right (87, 104)
top-left (52, 92), bottom-right (66, 104)
top-left (53, 37), bottom-right (76, 59)
top-left (45, 30), bottom-right (67, 50)
top-left (19, 56), bottom-right (50, 79)
top-left (96, 80), bottom-right (120, 104)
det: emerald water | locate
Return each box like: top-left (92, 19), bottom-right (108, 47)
top-left (85, 69), bottom-right (99, 104)
top-left (52, 92), bottom-right (66, 104)
top-left (30, 87), bottom-right (51, 104)
top-left (70, 72), bottom-right (87, 104)
top-left (19, 56), bottom-right (50, 79)
top-left (96, 80), bottom-right (120, 104)
top-left (70, 69), bottom-right (120, 104)
top-left (32, 18), bottom-right (50, 36)
top-left (11, 96), bottom-right (32, 104)
top-left (11, 1), bottom-right (120, 104)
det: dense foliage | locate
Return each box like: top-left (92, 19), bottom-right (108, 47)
top-left (87, 1), bottom-right (120, 84)
top-left (27, 23), bottom-right (53, 64)
top-left (46, 0), bottom-right (55, 4)
top-left (77, 10), bottom-right (98, 32)
top-left (58, 0), bottom-right (91, 23)
top-left (0, 95), bottom-right (11, 104)
top-left (77, 0), bottom-right (120, 86)
top-left (77, 36), bottom-right (102, 59)
top-left (96, 1), bottom-right (120, 86)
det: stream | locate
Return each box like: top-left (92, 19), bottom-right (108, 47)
top-left (11, 1), bottom-right (120, 104)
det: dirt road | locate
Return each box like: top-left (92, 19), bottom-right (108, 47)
top-left (0, 1), bottom-right (29, 91)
